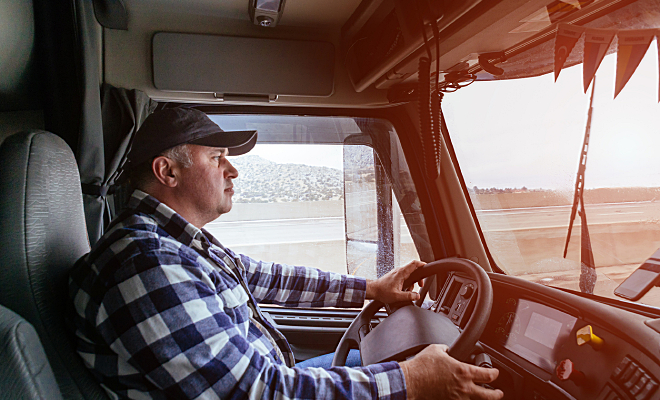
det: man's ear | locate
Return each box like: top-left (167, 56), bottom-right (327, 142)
top-left (152, 156), bottom-right (178, 187)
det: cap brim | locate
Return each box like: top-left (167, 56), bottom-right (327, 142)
top-left (190, 130), bottom-right (258, 156)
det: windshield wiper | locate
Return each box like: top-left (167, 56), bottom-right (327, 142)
top-left (563, 77), bottom-right (597, 294)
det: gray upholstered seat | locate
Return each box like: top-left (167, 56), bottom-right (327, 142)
top-left (0, 304), bottom-right (62, 400)
top-left (0, 131), bottom-right (109, 399)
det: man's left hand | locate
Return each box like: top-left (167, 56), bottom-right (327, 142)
top-left (365, 260), bottom-right (426, 304)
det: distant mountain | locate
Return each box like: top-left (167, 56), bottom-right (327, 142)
top-left (231, 155), bottom-right (343, 203)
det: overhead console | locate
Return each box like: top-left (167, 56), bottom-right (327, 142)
top-left (341, 0), bottom-right (485, 92)
top-left (341, 0), bottom-right (640, 94)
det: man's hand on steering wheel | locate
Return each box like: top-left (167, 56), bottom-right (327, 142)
top-left (365, 260), bottom-right (426, 304)
top-left (400, 345), bottom-right (504, 400)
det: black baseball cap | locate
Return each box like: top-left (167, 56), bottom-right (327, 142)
top-left (124, 108), bottom-right (257, 169)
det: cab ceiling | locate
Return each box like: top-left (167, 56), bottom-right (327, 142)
top-left (107, 0), bottom-right (382, 107)
top-left (105, 0), bottom-right (560, 107)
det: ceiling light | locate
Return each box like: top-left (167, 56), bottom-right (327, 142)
top-left (249, 0), bottom-right (286, 28)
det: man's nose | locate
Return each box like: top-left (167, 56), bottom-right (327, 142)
top-left (225, 160), bottom-right (238, 179)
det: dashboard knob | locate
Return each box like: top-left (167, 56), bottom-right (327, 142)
top-left (556, 359), bottom-right (585, 385)
top-left (576, 325), bottom-right (604, 350)
top-left (459, 284), bottom-right (474, 298)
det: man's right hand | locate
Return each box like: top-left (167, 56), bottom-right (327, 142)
top-left (399, 344), bottom-right (504, 400)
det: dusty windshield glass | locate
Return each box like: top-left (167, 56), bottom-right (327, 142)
top-left (445, 47), bottom-right (660, 306)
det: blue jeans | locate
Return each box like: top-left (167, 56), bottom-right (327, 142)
top-left (296, 349), bottom-right (362, 368)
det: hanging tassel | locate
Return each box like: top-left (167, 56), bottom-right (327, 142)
top-left (578, 196), bottom-right (597, 293)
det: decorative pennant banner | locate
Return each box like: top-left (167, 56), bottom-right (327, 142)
top-left (583, 30), bottom-right (615, 93)
top-left (615, 30), bottom-right (655, 98)
top-left (554, 24), bottom-right (660, 99)
top-left (554, 24), bottom-right (584, 81)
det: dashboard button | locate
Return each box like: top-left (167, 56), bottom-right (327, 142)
top-left (636, 380), bottom-right (658, 400)
top-left (556, 359), bottom-right (585, 385)
top-left (631, 374), bottom-right (650, 396)
top-left (625, 369), bottom-right (644, 391)
top-left (613, 357), bottom-right (632, 380)
top-left (621, 362), bottom-right (639, 383)
top-left (459, 284), bottom-right (474, 298)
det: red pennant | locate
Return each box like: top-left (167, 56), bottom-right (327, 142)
top-left (554, 24), bottom-right (584, 81)
top-left (615, 30), bottom-right (655, 98)
top-left (582, 30), bottom-right (615, 93)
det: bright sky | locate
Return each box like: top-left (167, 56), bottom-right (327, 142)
top-left (444, 41), bottom-right (660, 190)
top-left (247, 143), bottom-right (344, 170)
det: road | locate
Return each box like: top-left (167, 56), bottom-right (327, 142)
top-left (476, 201), bottom-right (660, 231)
top-left (207, 216), bottom-right (346, 246)
top-left (205, 201), bottom-right (660, 247)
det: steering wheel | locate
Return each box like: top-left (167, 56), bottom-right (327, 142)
top-left (331, 258), bottom-right (492, 367)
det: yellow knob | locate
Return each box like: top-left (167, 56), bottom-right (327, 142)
top-left (576, 325), bottom-right (603, 350)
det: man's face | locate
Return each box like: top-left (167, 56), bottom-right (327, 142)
top-left (176, 145), bottom-right (238, 224)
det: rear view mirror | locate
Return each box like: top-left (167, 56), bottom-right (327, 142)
top-left (614, 249), bottom-right (660, 301)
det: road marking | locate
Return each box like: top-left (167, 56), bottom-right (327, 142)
top-left (476, 200), bottom-right (653, 213)
top-left (597, 212), bottom-right (644, 216)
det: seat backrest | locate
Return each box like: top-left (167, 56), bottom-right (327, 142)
top-left (0, 304), bottom-right (63, 400)
top-left (0, 131), bottom-right (109, 399)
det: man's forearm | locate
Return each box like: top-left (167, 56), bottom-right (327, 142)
top-left (365, 279), bottom-right (376, 299)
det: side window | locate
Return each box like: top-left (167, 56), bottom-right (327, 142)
top-left (205, 140), bottom-right (421, 279)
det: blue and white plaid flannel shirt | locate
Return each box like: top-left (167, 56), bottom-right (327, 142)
top-left (69, 190), bottom-right (407, 399)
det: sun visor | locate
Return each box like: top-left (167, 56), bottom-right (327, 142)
top-left (152, 33), bottom-right (335, 97)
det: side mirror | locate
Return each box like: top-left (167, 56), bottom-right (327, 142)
top-left (614, 249), bottom-right (660, 301)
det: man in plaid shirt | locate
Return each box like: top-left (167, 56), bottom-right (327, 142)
top-left (69, 108), bottom-right (503, 400)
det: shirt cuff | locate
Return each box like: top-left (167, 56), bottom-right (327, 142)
top-left (339, 276), bottom-right (367, 308)
top-left (368, 361), bottom-right (407, 400)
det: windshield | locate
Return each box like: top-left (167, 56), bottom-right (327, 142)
top-left (445, 45), bottom-right (660, 306)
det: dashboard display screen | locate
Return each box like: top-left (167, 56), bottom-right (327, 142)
top-left (497, 299), bottom-right (577, 372)
top-left (524, 312), bottom-right (563, 348)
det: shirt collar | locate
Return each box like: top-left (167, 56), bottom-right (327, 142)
top-left (127, 190), bottom-right (205, 247)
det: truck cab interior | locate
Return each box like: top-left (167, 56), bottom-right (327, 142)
top-left (2, 0), bottom-right (660, 399)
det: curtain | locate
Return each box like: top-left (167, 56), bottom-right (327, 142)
top-left (35, 1), bottom-right (157, 245)
top-left (80, 83), bottom-right (158, 244)
top-left (73, 3), bottom-right (158, 244)
top-left (99, 85), bottom-right (157, 218)
top-left (75, 0), bottom-right (105, 245)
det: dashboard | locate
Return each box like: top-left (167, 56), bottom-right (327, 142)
top-left (431, 272), bottom-right (660, 400)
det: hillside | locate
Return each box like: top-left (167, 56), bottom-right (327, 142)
top-left (231, 155), bottom-right (343, 203)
